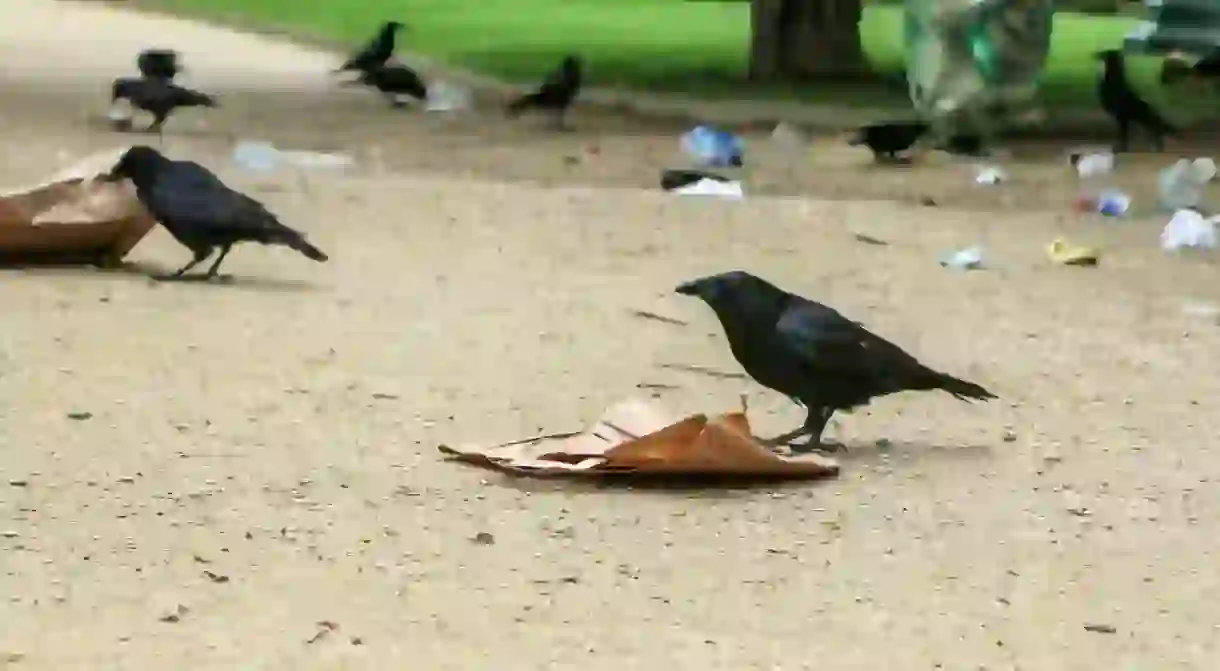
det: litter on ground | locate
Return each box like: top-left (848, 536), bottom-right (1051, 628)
top-left (439, 397), bottom-right (838, 481)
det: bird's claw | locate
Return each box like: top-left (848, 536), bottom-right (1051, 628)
top-left (788, 440), bottom-right (846, 455)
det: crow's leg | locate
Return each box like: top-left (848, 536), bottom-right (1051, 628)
top-left (1113, 118), bottom-right (1130, 153)
top-left (147, 112), bottom-right (168, 146)
top-left (1150, 125), bottom-right (1166, 152)
top-left (761, 406), bottom-right (835, 451)
top-left (790, 407), bottom-right (839, 454)
top-left (554, 108), bottom-right (573, 131)
top-left (154, 249), bottom-right (210, 281)
top-left (203, 245), bottom-right (233, 279)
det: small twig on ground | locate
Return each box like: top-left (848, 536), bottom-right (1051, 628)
top-left (636, 382), bottom-right (680, 391)
top-left (657, 362), bottom-right (747, 380)
top-left (631, 309), bottom-right (688, 326)
top-left (852, 233), bottom-right (889, 246)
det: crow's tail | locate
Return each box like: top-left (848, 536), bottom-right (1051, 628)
top-left (925, 370), bottom-right (997, 402)
top-left (173, 87), bottom-right (218, 108)
top-left (284, 234), bottom-right (328, 262)
top-left (506, 92), bottom-right (540, 116)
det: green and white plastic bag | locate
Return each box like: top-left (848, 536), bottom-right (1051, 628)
top-left (905, 0), bottom-right (1054, 135)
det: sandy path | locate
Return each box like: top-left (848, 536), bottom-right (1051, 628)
top-left (2, 1), bottom-right (1220, 669)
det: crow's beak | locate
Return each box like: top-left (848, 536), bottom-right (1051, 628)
top-left (98, 169), bottom-right (123, 183)
top-left (846, 132), bottom-right (864, 146)
top-left (674, 280), bottom-right (700, 296)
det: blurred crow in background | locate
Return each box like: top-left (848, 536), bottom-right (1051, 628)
top-left (110, 77), bottom-right (217, 136)
top-left (335, 21), bottom-right (404, 76)
top-left (848, 121), bottom-right (930, 162)
top-left (506, 55), bottom-right (583, 129)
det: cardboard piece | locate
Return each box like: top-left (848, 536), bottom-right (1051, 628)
top-left (0, 147), bottom-right (155, 266)
top-left (439, 397), bottom-right (839, 481)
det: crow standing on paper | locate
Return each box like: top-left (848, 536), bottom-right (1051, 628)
top-left (110, 77), bottom-right (217, 135)
top-left (354, 64), bottom-right (428, 107)
top-left (506, 55), bottom-right (583, 128)
top-left (848, 121), bottom-right (930, 162)
top-left (137, 49), bottom-right (182, 81)
top-left (1097, 49), bottom-right (1176, 152)
top-left (675, 271), bottom-right (996, 453)
top-left (335, 21), bottom-right (404, 75)
top-left (100, 146), bottom-right (328, 281)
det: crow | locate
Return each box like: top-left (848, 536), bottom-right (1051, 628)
top-left (137, 49), bottom-right (182, 81)
top-left (110, 77), bottom-right (217, 136)
top-left (505, 55), bottom-right (583, 129)
top-left (100, 146), bottom-right (328, 281)
top-left (675, 271), bottom-right (996, 453)
top-left (354, 63), bottom-right (428, 107)
top-left (1161, 48), bottom-right (1220, 86)
top-left (847, 121), bottom-right (930, 162)
top-left (335, 21), bottom-right (404, 75)
top-left (1097, 49), bottom-right (1176, 152)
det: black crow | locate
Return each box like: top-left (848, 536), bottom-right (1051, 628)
top-left (675, 271), bottom-right (996, 453)
top-left (335, 21), bottom-right (404, 75)
top-left (137, 49), bottom-right (182, 81)
top-left (1161, 48), bottom-right (1220, 86)
top-left (506, 55), bottom-right (583, 129)
top-left (848, 121), bottom-right (930, 162)
top-left (100, 146), bottom-right (328, 281)
top-left (110, 77), bottom-right (217, 136)
top-left (1097, 49), bottom-right (1176, 152)
top-left (355, 63), bottom-right (427, 107)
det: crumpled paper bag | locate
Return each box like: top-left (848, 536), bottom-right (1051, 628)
top-left (439, 397), bottom-right (839, 481)
top-left (0, 147), bottom-right (154, 265)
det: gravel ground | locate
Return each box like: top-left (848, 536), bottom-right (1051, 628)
top-left (1, 1), bottom-right (1219, 668)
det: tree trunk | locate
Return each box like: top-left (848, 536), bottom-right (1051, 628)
top-left (749, 0), bottom-right (871, 81)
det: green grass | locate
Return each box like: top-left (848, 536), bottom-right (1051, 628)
top-left (136, 0), bottom-right (1220, 119)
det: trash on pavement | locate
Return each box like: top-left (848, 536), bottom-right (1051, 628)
top-left (0, 147), bottom-right (155, 266)
top-left (672, 179), bottom-right (743, 199)
top-left (424, 81), bottom-right (471, 113)
top-left (680, 125), bottom-right (744, 168)
top-left (940, 246), bottom-right (985, 270)
top-left (770, 122), bottom-right (806, 147)
top-left (1159, 158), bottom-right (1213, 212)
top-left (1046, 238), bottom-right (1099, 266)
top-left (1161, 209), bottom-right (1217, 251)
top-left (1070, 150), bottom-right (1115, 178)
top-left (233, 141), bottom-right (354, 173)
top-left (661, 169), bottom-right (743, 199)
top-left (1077, 188), bottom-right (1130, 217)
top-left (438, 397), bottom-right (838, 481)
top-left (975, 166), bottom-right (1007, 185)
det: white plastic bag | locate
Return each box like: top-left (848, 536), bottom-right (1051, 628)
top-left (672, 178), bottom-right (744, 200)
top-left (1161, 209), bottom-right (1217, 251)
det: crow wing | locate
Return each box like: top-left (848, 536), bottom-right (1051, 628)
top-left (147, 161), bottom-right (278, 234)
top-left (773, 299), bottom-right (925, 377)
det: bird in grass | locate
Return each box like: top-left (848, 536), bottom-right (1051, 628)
top-left (1160, 48), bottom-right (1220, 88)
top-left (675, 271), bottom-right (997, 453)
top-left (847, 121), bottom-right (930, 162)
top-left (354, 63), bottom-right (428, 107)
top-left (335, 21), bottom-right (404, 76)
top-left (100, 146), bottom-right (328, 281)
top-left (1096, 49), bottom-right (1176, 152)
top-left (109, 77), bottom-right (217, 137)
top-left (136, 48), bottom-right (182, 81)
top-left (505, 55), bottom-right (583, 129)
